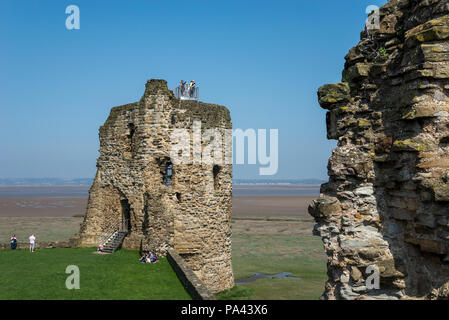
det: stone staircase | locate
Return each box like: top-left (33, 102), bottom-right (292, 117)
top-left (102, 230), bottom-right (128, 254)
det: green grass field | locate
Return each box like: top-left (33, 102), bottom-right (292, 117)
top-left (0, 215), bottom-right (327, 300)
top-left (0, 248), bottom-right (191, 300)
top-left (217, 217), bottom-right (327, 300)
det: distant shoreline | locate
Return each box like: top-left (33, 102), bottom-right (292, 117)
top-left (0, 178), bottom-right (326, 187)
top-left (0, 186), bottom-right (90, 189)
top-left (0, 185), bottom-right (320, 217)
top-left (0, 184), bottom-right (322, 188)
top-left (233, 184), bottom-right (321, 187)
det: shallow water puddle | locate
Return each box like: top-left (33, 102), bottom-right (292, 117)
top-left (236, 272), bottom-right (302, 284)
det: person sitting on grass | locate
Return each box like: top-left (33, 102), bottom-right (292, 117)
top-left (98, 244), bottom-right (104, 252)
top-left (147, 252), bottom-right (158, 264)
top-left (139, 253), bottom-right (147, 263)
top-left (151, 253), bottom-right (158, 264)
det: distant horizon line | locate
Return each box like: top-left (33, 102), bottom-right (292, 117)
top-left (0, 177), bottom-right (326, 180)
top-left (0, 178), bottom-right (93, 180)
top-left (0, 177), bottom-right (326, 187)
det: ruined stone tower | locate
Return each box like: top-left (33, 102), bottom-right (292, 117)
top-left (74, 79), bottom-right (234, 293)
top-left (310, 0), bottom-right (449, 299)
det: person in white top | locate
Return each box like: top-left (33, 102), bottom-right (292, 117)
top-left (29, 234), bottom-right (36, 253)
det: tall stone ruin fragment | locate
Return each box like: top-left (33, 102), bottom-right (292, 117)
top-left (72, 79), bottom-right (234, 293)
top-left (310, 0), bottom-right (449, 299)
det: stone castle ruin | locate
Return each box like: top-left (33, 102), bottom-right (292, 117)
top-left (72, 79), bottom-right (234, 293)
top-left (310, 0), bottom-right (449, 299)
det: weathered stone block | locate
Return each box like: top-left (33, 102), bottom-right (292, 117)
top-left (354, 186), bottom-right (374, 196)
top-left (417, 157), bottom-right (449, 169)
top-left (417, 239), bottom-right (449, 255)
top-left (308, 196), bottom-right (342, 219)
top-left (402, 104), bottom-right (441, 119)
top-left (318, 82), bottom-right (351, 109)
top-left (435, 63), bottom-right (449, 78)
top-left (350, 266), bottom-right (363, 281)
top-left (406, 15), bottom-right (449, 48)
top-left (393, 138), bottom-right (430, 152)
top-left (342, 63), bottom-right (372, 83)
top-left (433, 184), bottom-right (449, 202)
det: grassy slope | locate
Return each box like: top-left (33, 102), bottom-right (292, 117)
top-left (217, 218), bottom-right (327, 300)
top-left (0, 248), bottom-right (191, 300)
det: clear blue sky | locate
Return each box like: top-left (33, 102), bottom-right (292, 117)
top-left (0, 0), bottom-right (387, 180)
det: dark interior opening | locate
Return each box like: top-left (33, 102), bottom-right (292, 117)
top-left (176, 192), bottom-right (181, 202)
top-left (121, 199), bottom-right (131, 232)
top-left (171, 113), bottom-right (176, 125)
top-left (158, 157), bottom-right (173, 186)
top-left (213, 165), bottom-right (221, 190)
top-left (127, 123), bottom-right (135, 139)
top-left (440, 136), bottom-right (449, 147)
top-left (127, 123), bottom-right (137, 158)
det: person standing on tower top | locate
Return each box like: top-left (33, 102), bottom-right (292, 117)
top-left (189, 80), bottom-right (196, 98)
top-left (180, 80), bottom-right (186, 97)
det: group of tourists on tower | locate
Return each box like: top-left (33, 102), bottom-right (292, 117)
top-left (179, 80), bottom-right (196, 98)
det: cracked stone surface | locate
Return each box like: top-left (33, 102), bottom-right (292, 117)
top-left (72, 79), bottom-right (234, 293)
top-left (310, 0), bottom-right (449, 300)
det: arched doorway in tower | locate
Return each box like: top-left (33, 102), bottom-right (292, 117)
top-left (121, 199), bottom-right (131, 233)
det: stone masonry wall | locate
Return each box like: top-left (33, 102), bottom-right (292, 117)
top-left (309, 0), bottom-right (449, 299)
top-left (72, 79), bottom-right (234, 293)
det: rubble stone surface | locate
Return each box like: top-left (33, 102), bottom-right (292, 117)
top-left (310, 0), bottom-right (449, 299)
top-left (72, 79), bottom-right (234, 293)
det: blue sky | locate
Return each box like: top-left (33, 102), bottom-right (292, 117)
top-left (0, 0), bottom-right (387, 180)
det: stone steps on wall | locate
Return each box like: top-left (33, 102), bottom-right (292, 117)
top-left (102, 231), bottom-right (128, 253)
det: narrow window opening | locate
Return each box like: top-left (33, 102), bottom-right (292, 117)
top-left (176, 192), bottom-right (181, 202)
top-left (171, 113), bottom-right (176, 125)
top-left (166, 163), bottom-right (173, 186)
top-left (213, 165), bottom-right (221, 190)
top-left (127, 123), bottom-right (137, 158)
top-left (158, 158), bottom-right (173, 186)
top-left (121, 199), bottom-right (131, 232)
top-left (142, 193), bottom-right (150, 235)
top-left (127, 123), bottom-right (135, 139)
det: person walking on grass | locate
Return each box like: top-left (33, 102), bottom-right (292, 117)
top-left (29, 234), bottom-right (36, 253)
